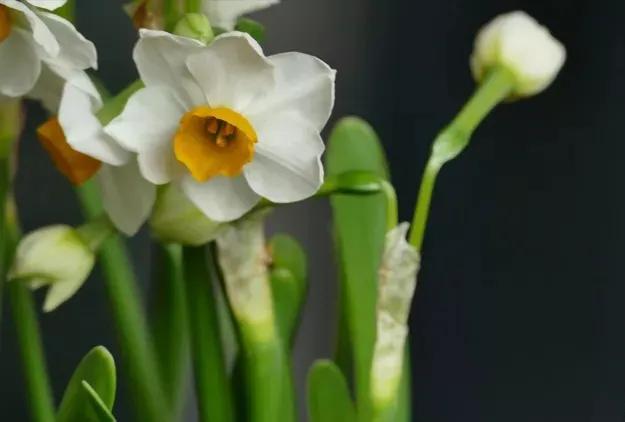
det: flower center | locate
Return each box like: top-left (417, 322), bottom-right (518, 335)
top-left (0, 5), bottom-right (11, 43)
top-left (37, 117), bottom-right (101, 185)
top-left (174, 106), bottom-right (257, 182)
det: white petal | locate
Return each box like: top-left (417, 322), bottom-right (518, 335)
top-left (134, 29), bottom-right (205, 105)
top-left (0, 29), bottom-right (41, 97)
top-left (43, 277), bottom-right (84, 312)
top-left (186, 32), bottom-right (274, 110)
top-left (245, 52), bottom-right (336, 131)
top-left (24, 0), bottom-right (67, 10)
top-left (36, 12), bottom-right (97, 69)
top-left (3, 0), bottom-right (59, 56)
top-left (104, 86), bottom-right (186, 184)
top-left (97, 162), bottom-right (156, 235)
top-left (181, 175), bottom-right (260, 222)
top-left (29, 63), bottom-right (101, 114)
top-left (244, 113), bottom-right (324, 202)
top-left (59, 83), bottom-right (129, 165)
top-left (203, 0), bottom-right (279, 30)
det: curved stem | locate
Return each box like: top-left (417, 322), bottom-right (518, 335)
top-left (409, 66), bottom-right (514, 251)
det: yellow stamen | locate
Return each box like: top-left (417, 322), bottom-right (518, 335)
top-left (174, 106), bottom-right (258, 182)
top-left (0, 5), bottom-right (11, 43)
top-left (37, 117), bottom-right (101, 185)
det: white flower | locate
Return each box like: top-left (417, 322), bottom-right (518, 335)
top-left (9, 225), bottom-right (95, 312)
top-left (0, 0), bottom-right (96, 97)
top-left (202, 0), bottom-right (278, 30)
top-left (36, 74), bottom-right (156, 235)
top-left (106, 29), bottom-right (335, 222)
top-left (370, 223), bottom-right (420, 410)
top-left (470, 11), bottom-right (566, 97)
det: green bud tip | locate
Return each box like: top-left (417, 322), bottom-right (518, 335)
top-left (174, 13), bottom-right (215, 44)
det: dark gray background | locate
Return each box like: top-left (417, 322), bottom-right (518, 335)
top-left (2, 0), bottom-right (625, 421)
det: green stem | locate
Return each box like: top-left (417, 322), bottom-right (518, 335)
top-left (9, 284), bottom-right (56, 422)
top-left (183, 245), bottom-right (234, 422)
top-left (150, 242), bottom-right (189, 417)
top-left (4, 201), bottom-right (55, 422)
top-left (409, 66), bottom-right (514, 250)
top-left (185, 0), bottom-right (202, 14)
top-left (239, 326), bottom-right (283, 422)
top-left (75, 181), bottom-right (169, 422)
top-left (164, 0), bottom-right (182, 31)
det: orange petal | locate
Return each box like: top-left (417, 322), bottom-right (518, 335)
top-left (37, 117), bottom-right (101, 185)
top-left (0, 5), bottom-right (11, 43)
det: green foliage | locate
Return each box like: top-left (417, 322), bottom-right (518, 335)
top-left (325, 116), bottom-right (389, 418)
top-left (56, 346), bottom-right (117, 422)
top-left (307, 360), bottom-right (356, 422)
top-left (269, 234), bottom-right (308, 346)
top-left (235, 18), bottom-right (266, 42)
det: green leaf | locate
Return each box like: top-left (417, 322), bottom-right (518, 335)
top-left (268, 234), bottom-right (308, 422)
top-left (325, 116), bottom-right (389, 417)
top-left (269, 234), bottom-right (307, 346)
top-left (307, 360), bottom-right (356, 422)
top-left (82, 381), bottom-right (116, 422)
top-left (235, 18), bottom-right (265, 42)
top-left (57, 346), bottom-right (117, 422)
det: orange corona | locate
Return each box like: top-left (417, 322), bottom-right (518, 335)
top-left (174, 106), bottom-right (258, 182)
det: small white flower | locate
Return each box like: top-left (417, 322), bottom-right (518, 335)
top-left (470, 11), bottom-right (566, 97)
top-left (9, 225), bottom-right (95, 312)
top-left (0, 0), bottom-right (96, 97)
top-left (202, 0), bottom-right (279, 30)
top-left (371, 223), bottom-right (420, 410)
top-left (36, 74), bottom-right (156, 235)
top-left (106, 29), bottom-right (335, 222)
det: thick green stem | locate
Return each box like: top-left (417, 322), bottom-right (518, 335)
top-left (76, 182), bottom-right (169, 422)
top-left (409, 66), bottom-right (514, 250)
top-left (5, 214), bottom-right (55, 422)
top-left (164, 0), bottom-right (183, 31)
top-left (150, 242), bottom-right (189, 416)
top-left (185, 0), bottom-right (202, 14)
top-left (183, 245), bottom-right (233, 422)
top-left (240, 326), bottom-right (283, 422)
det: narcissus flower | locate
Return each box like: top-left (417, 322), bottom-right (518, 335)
top-left (37, 75), bottom-right (156, 235)
top-left (202, 0), bottom-right (279, 30)
top-left (470, 11), bottom-right (566, 97)
top-left (9, 225), bottom-right (96, 312)
top-left (106, 30), bottom-right (335, 222)
top-left (0, 0), bottom-right (96, 97)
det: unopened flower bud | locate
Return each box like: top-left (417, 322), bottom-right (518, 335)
top-left (150, 184), bottom-right (223, 246)
top-left (9, 217), bottom-right (113, 312)
top-left (174, 13), bottom-right (214, 44)
top-left (470, 11), bottom-right (566, 97)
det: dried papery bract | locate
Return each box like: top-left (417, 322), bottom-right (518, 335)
top-left (371, 223), bottom-right (420, 414)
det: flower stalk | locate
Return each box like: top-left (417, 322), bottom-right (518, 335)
top-left (75, 181), bottom-right (170, 422)
top-left (409, 66), bottom-right (515, 250)
top-left (183, 244), bottom-right (234, 422)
